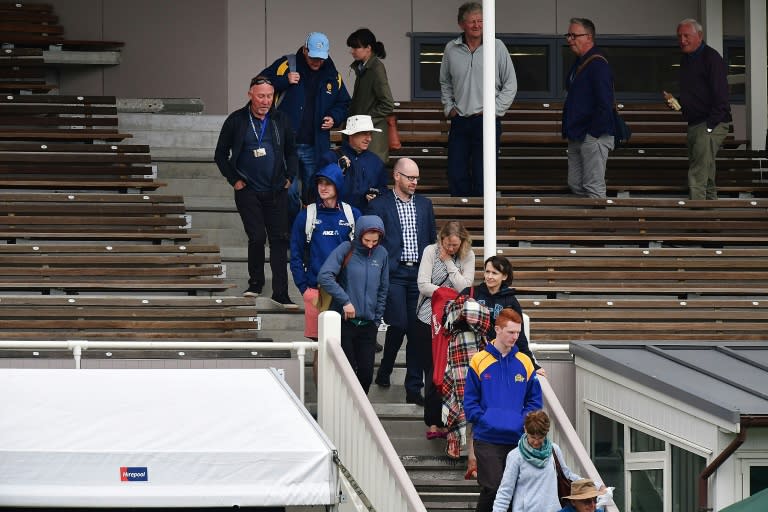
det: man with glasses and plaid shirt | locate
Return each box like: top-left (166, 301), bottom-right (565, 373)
top-left (214, 75), bottom-right (299, 308)
top-left (367, 158), bottom-right (436, 406)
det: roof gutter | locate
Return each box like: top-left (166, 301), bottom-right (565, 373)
top-left (698, 415), bottom-right (768, 512)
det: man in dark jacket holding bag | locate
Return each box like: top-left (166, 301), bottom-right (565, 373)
top-left (214, 75), bottom-right (298, 308)
top-left (561, 17), bottom-right (615, 199)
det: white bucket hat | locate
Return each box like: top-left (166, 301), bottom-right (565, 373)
top-left (339, 115), bottom-right (382, 135)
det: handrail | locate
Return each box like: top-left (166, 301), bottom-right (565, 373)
top-left (317, 311), bottom-right (426, 512)
top-left (0, 339), bottom-right (317, 402)
top-left (541, 375), bottom-right (620, 512)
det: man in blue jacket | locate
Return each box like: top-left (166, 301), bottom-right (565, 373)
top-left (290, 162), bottom-right (361, 341)
top-left (261, 32), bottom-right (351, 218)
top-left (464, 307), bottom-right (543, 512)
top-left (214, 75), bottom-right (298, 308)
top-left (368, 158), bottom-right (436, 405)
top-left (562, 18), bottom-right (615, 198)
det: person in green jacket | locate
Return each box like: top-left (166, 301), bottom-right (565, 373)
top-left (346, 28), bottom-right (395, 164)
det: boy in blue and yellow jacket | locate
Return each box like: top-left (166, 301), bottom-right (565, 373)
top-left (464, 307), bottom-right (543, 512)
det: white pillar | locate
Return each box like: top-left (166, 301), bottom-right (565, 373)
top-left (701, 0), bottom-right (724, 55)
top-left (482, 0), bottom-right (497, 261)
top-left (316, 310), bottom-right (341, 429)
top-left (746, 0), bottom-right (768, 150)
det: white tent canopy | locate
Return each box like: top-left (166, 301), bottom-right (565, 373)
top-left (0, 368), bottom-right (338, 508)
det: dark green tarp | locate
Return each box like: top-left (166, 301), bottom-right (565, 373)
top-left (719, 487), bottom-right (768, 512)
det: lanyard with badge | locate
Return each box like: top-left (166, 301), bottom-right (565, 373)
top-left (248, 112), bottom-right (269, 158)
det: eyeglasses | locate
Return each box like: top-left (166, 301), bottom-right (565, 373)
top-left (250, 76), bottom-right (272, 87)
top-left (576, 498), bottom-right (598, 504)
top-left (397, 172), bottom-right (420, 183)
top-left (564, 33), bottom-right (590, 40)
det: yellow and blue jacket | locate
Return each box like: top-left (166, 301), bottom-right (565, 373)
top-left (464, 341), bottom-right (542, 445)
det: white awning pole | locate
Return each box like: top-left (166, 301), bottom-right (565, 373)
top-left (483, 0), bottom-right (497, 261)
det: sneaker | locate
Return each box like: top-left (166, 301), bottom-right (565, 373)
top-left (271, 296), bottom-right (299, 310)
top-left (242, 287), bottom-right (261, 298)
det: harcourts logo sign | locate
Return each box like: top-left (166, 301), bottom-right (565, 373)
top-left (120, 466), bottom-right (148, 482)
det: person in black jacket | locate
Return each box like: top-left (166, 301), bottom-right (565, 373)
top-left (459, 255), bottom-right (540, 371)
top-left (214, 75), bottom-right (299, 308)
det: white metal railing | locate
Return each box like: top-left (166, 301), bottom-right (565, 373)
top-left (0, 340), bottom-right (317, 402)
top-left (316, 311), bottom-right (426, 512)
top-left (542, 376), bottom-right (620, 512)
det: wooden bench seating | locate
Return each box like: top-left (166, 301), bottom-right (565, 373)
top-left (518, 297), bottom-right (768, 342)
top-left (432, 196), bottom-right (768, 246)
top-left (0, 192), bottom-right (194, 242)
top-left (378, 100), bottom-right (765, 196)
top-left (407, 146), bottom-right (767, 196)
top-left (0, 295), bottom-right (263, 340)
top-left (482, 246), bottom-right (768, 297)
top-left (0, 95), bottom-right (133, 141)
top-left (391, 100), bottom-right (742, 147)
top-left (0, 3), bottom-right (123, 51)
top-left (0, 141), bottom-right (161, 191)
top-left (0, 242), bottom-right (230, 294)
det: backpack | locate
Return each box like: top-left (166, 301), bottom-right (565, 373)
top-left (303, 202), bottom-right (355, 268)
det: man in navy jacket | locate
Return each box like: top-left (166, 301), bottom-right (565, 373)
top-left (367, 158), bottom-right (436, 405)
top-left (214, 76), bottom-right (298, 307)
top-left (668, 18), bottom-right (732, 200)
top-left (562, 18), bottom-right (615, 199)
top-left (261, 32), bottom-right (351, 217)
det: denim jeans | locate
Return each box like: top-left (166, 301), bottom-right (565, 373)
top-left (287, 143), bottom-right (316, 219)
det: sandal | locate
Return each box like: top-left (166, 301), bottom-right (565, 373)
top-left (446, 438), bottom-right (461, 459)
top-left (464, 460), bottom-right (478, 480)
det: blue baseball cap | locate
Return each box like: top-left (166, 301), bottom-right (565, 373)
top-left (305, 32), bottom-right (330, 59)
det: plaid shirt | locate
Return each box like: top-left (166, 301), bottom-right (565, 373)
top-left (394, 191), bottom-right (419, 262)
top-left (440, 295), bottom-right (492, 448)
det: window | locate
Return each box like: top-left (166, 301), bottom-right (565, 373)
top-left (590, 411), bottom-right (706, 511)
top-left (672, 444), bottom-right (705, 512)
top-left (411, 34), bottom-right (747, 103)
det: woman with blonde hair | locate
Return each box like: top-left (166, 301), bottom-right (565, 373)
top-left (415, 221), bottom-right (474, 439)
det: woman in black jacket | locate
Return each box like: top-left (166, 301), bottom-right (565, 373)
top-left (459, 255), bottom-right (538, 367)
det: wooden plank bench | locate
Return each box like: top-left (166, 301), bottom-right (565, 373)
top-left (380, 100), bottom-right (764, 196)
top-left (0, 141), bottom-right (162, 191)
top-left (517, 297), bottom-right (768, 342)
top-left (0, 242), bottom-right (231, 294)
top-left (0, 192), bottom-right (194, 243)
top-left (391, 100), bottom-right (743, 148)
top-left (0, 295), bottom-right (264, 340)
top-left (481, 246), bottom-right (768, 297)
top-left (0, 3), bottom-right (123, 51)
top-left (0, 95), bottom-right (133, 141)
top-left (431, 196), bottom-right (768, 246)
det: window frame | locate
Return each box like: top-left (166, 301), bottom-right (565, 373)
top-left (410, 33), bottom-right (747, 103)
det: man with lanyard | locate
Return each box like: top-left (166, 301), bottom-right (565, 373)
top-left (439, 2), bottom-right (517, 197)
top-left (368, 158), bottom-right (436, 406)
top-left (261, 32), bottom-right (351, 219)
top-left (214, 75), bottom-right (299, 308)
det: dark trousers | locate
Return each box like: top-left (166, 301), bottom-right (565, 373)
top-left (418, 320), bottom-right (443, 427)
top-left (474, 439), bottom-right (517, 512)
top-left (447, 115), bottom-right (502, 197)
top-left (341, 320), bottom-right (378, 394)
top-left (234, 186), bottom-right (289, 298)
top-left (378, 264), bottom-right (422, 394)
